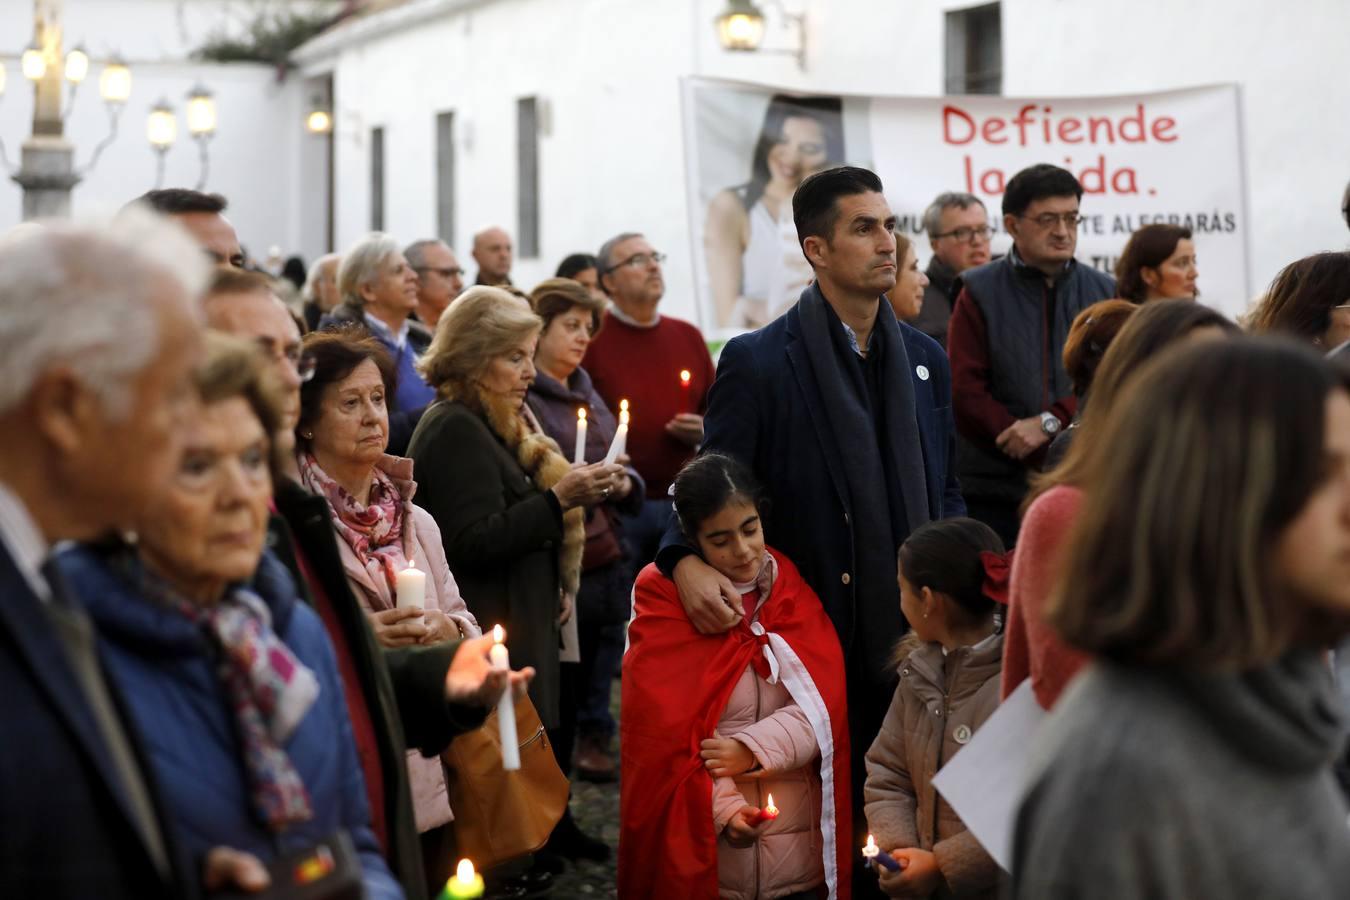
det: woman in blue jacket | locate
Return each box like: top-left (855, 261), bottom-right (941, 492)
top-left (59, 334), bottom-right (402, 900)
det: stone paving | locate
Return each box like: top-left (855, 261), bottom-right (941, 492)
top-left (548, 683), bottom-right (621, 898)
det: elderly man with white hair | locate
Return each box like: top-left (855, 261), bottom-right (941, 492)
top-left (319, 232), bottom-right (435, 454)
top-left (0, 213), bottom-right (275, 897)
top-left (302, 252), bottom-right (342, 332)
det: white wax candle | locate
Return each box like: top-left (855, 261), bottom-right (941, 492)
top-left (574, 408), bottom-right (588, 465)
top-left (604, 405), bottom-right (630, 467)
top-left (490, 625), bottom-right (521, 771)
top-left (395, 565), bottom-right (426, 626)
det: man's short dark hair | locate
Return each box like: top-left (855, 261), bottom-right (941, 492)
top-left (1342, 178), bottom-right (1350, 232)
top-left (135, 188), bottom-right (228, 216)
top-left (792, 166), bottom-right (884, 252)
top-left (1001, 164), bottom-right (1082, 218)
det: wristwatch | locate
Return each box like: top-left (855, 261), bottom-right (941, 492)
top-left (1040, 412), bottom-right (1062, 436)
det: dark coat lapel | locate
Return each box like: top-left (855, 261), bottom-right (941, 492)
top-left (783, 306), bottom-right (852, 518)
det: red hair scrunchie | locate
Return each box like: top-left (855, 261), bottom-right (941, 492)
top-left (979, 550), bottom-right (1012, 606)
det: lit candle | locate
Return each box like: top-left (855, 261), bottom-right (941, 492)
top-left (490, 625), bottom-right (521, 771)
top-left (862, 833), bottom-right (902, 872)
top-left (748, 793), bottom-right (779, 826)
top-left (678, 369), bottom-right (692, 414)
top-left (439, 858), bottom-right (485, 899)
top-left (395, 565), bottom-right (426, 626)
top-left (574, 407), bottom-right (588, 465)
top-left (603, 400), bottom-right (629, 466)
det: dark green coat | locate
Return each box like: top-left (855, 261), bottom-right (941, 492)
top-left (407, 400), bottom-right (564, 729)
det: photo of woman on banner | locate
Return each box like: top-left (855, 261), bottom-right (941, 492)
top-left (704, 93), bottom-right (845, 330)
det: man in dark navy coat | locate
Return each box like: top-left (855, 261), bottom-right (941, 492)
top-left (657, 166), bottom-right (963, 895)
top-left (0, 216), bottom-right (221, 898)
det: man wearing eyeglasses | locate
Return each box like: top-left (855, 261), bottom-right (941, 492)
top-left (913, 192), bottom-right (992, 348)
top-left (946, 163), bottom-right (1116, 546)
top-left (583, 232), bottom-right (717, 570)
top-left (405, 239), bottom-right (465, 329)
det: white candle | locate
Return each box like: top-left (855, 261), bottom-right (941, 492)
top-left (490, 625), bottom-right (521, 771)
top-left (574, 408), bottom-right (588, 465)
top-left (604, 400), bottom-right (629, 466)
top-left (395, 565), bottom-right (426, 626)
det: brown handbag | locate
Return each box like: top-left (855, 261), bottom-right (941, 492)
top-left (442, 693), bottom-right (569, 869)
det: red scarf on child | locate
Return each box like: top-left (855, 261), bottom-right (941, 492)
top-left (619, 548), bottom-right (852, 899)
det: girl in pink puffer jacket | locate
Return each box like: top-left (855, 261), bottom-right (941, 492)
top-left (621, 453), bottom-right (851, 900)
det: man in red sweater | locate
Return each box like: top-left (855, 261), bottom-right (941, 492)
top-left (583, 232), bottom-right (716, 568)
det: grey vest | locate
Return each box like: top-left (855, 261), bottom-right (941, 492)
top-left (955, 252), bottom-right (1116, 501)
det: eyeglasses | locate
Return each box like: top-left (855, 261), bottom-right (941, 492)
top-left (416, 266), bottom-right (465, 279)
top-left (933, 225), bottom-right (992, 243)
top-left (1021, 212), bottom-right (1083, 230)
top-left (605, 251), bottom-right (666, 273)
top-left (258, 339), bottom-right (316, 382)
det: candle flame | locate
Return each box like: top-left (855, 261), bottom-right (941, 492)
top-left (492, 624), bottom-right (505, 643)
top-left (679, 369), bottom-right (692, 385)
top-left (578, 407), bottom-right (587, 421)
top-left (765, 793), bottom-right (777, 812)
top-left (455, 858), bottom-right (475, 882)
top-left (864, 833), bottom-right (878, 855)
top-left (619, 398), bottom-right (629, 412)
top-left (619, 410), bottom-right (630, 426)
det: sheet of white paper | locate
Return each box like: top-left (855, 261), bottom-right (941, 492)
top-left (931, 680), bottom-right (1047, 871)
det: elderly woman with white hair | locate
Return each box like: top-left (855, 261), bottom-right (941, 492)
top-left (320, 233), bottom-right (434, 454)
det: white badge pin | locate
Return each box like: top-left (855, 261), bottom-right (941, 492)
top-left (916, 365), bottom-right (930, 382)
top-left (953, 724), bottom-right (973, 745)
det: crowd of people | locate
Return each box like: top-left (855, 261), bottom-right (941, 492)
top-left (2, 160), bottom-right (1349, 900)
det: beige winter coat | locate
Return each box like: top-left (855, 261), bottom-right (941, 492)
top-left (864, 631), bottom-right (1003, 899)
top-left (329, 455), bottom-right (481, 833)
top-left (710, 558), bottom-right (825, 900)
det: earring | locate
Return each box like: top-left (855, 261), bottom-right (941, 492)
top-left (302, 431), bottom-right (313, 439)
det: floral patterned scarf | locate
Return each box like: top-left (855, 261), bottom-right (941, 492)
top-left (298, 452), bottom-right (410, 596)
top-left (130, 559), bottom-right (319, 832)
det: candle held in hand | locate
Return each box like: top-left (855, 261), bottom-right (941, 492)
top-left (574, 407), bottom-right (588, 465)
top-left (603, 399), bottom-right (629, 466)
top-left (678, 369), bottom-right (692, 414)
top-left (395, 565), bottom-right (426, 626)
top-left (439, 859), bottom-right (485, 899)
top-left (490, 625), bottom-right (521, 771)
top-left (863, 833), bottom-right (903, 872)
top-left (748, 793), bottom-right (779, 826)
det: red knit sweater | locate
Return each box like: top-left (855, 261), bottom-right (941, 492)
top-left (1000, 484), bottom-right (1090, 709)
top-left (582, 311), bottom-right (715, 499)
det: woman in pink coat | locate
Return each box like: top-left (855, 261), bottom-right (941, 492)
top-left (296, 329), bottom-right (480, 892)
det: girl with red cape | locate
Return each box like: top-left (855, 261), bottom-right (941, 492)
top-left (620, 453), bottom-right (851, 899)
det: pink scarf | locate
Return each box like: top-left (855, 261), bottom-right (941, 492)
top-left (298, 453), bottom-right (411, 597)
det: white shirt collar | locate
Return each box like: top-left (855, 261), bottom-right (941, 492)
top-left (0, 481), bottom-right (51, 601)
top-left (606, 303), bottom-right (661, 330)
top-left (363, 311), bottom-right (410, 348)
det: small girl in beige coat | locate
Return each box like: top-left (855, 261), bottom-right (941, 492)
top-left (864, 518), bottom-right (1007, 899)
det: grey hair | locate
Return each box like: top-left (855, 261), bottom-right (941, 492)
top-left (596, 232), bottom-right (644, 273)
top-left (404, 239), bottom-right (449, 270)
top-left (921, 192), bottom-right (986, 236)
top-left (0, 209), bottom-right (208, 417)
top-left (302, 252), bottom-right (340, 303)
top-left (337, 232), bottom-right (401, 310)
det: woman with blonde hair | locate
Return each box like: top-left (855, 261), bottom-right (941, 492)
top-left (408, 286), bottom-right (625, 735)
top-left (1011, 338), bottom-right (1350, 898)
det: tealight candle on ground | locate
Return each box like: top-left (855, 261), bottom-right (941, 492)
top-left (439, 858), bottom-right (484, 899)
top-left (395, 565), bottom-right (426, 626)
top-left (490, 625), bottom-right (521, 771)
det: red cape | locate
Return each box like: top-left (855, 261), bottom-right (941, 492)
top-left (620, 549), bottom-right (852, 899)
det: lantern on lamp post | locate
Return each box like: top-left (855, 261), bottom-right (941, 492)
top-left (185, 84), bottom-right (216, 190)
top-left (146, 98), bottom-right (176, 189)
